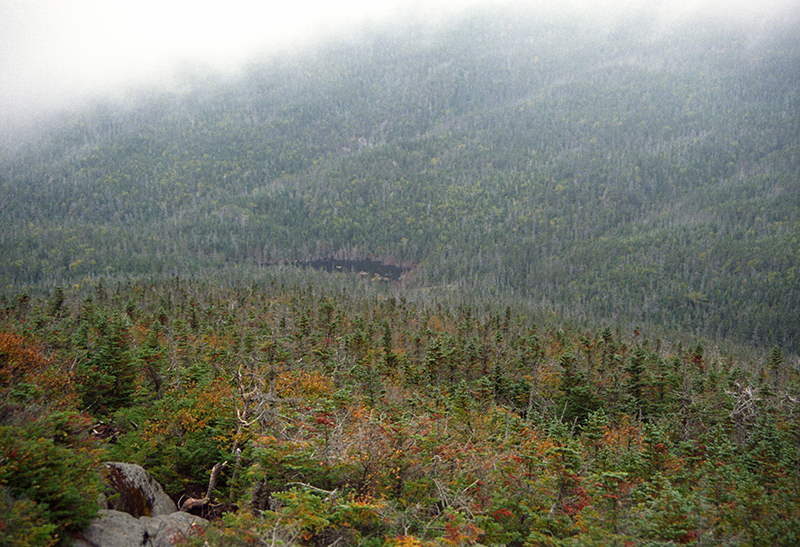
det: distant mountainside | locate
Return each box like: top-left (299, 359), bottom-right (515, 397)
top-left (2, 8), bottom-right (799, 352)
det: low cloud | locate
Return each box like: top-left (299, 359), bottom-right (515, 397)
top-left (1, 0), bottom-right (797, 137)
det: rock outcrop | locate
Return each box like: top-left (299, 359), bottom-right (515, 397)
top-left (74, 462), bottom-right (207, 547)
top-left (73, 510), bottom-right (207, 547)
top-left (102, 462), bottom-right (178, 517)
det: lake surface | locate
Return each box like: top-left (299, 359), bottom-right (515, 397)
top-left (293, 258), bottom-right (410, 282)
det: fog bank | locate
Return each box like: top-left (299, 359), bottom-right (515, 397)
top-left (1, 0), bottom-right (797, 138)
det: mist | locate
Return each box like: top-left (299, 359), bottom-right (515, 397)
top-left (1, 0), bottom-right (798, 139)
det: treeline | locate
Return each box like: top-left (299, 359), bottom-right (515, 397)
top-left (1, 9), bottom-right (799, 352)
top-left (1, 276), bottom-right (798, 545)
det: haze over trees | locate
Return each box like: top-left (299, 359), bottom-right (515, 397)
top-left (3, 7), bottom-right (799, 353)
top-left (1, 4), bottom-right (799, 546)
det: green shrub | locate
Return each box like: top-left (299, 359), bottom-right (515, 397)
top-left (0, 485), bottom-right (58, 547)
top-left (0, 411), bottom-right (103, 545)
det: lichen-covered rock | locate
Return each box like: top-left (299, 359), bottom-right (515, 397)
top-left (141, 511), bottom-right (209, 546)
top-left (72, 510), bottom-right (142, 547)
top-left (72, 509), bottom-right (208, 547)
top-left (102, 462), bottom-right (177, 517)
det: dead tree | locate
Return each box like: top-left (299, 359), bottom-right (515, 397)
top-left (180, 461), bottom-right (228, 516)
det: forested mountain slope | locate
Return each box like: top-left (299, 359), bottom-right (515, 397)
top-left (2, 8), bottom-right (799, 351)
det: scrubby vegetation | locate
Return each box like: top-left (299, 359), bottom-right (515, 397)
top-left (1, 275), bottom-right (798, 545)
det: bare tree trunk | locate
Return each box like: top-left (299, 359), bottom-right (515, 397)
top-left (180, 461), bottom-right (228, 514)
top-left (206, 461), bottom-right (228, 501)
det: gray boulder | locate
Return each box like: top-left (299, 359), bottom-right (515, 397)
top-left (76, 462), bottom-right (209, 547)
top-left (102, 462), bottom-right (177, 517)
top-left (73, 510), bottom-right (208, 547)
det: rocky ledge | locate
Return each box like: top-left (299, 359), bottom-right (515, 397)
top-left (72, 462), bottom-right (208, 547)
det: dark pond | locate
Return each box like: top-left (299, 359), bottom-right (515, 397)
top-left (293, 258), bottom-right (410, 282)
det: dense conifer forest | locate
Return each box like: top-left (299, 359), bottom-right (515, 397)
top-left (1, 6), bottom-right (799, 546)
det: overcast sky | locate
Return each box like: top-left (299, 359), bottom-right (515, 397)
top-left (1, 0), bottom-right (798, 135)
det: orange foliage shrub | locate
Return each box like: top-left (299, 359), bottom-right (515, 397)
top-left (0, 331), bottom-right (77, 409)
top-left (602, 415), bottom-right (643, 454)
top-left (0, 332), bottom-right (47, 387)
top-left (387, 535), bottom-right (426, 547)
top-left (275, 369), bottom-right (334, 400)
